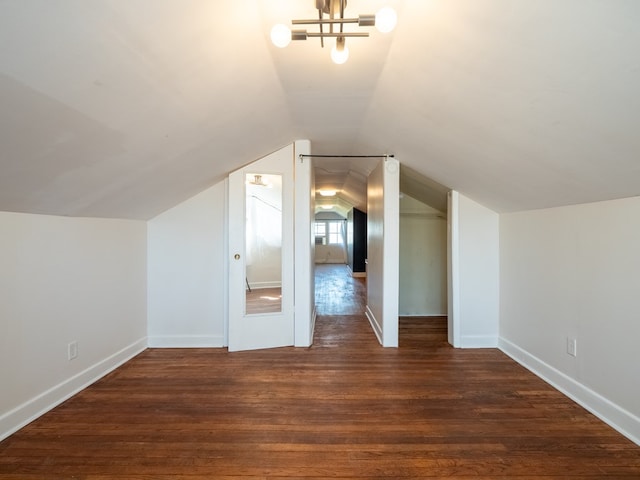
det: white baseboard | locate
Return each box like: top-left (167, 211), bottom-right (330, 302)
top-left (346, 264), bottom-right (366, 278)
top-left (147, 335), bottom-right (225, 348)
top-left (461, 334), bottom-right (498, 348)
top-left (0, 337), bottom-right (147, 442)
top-left (309, 306), bottom-right (317, 345)
top-left (499, 337), bottom-right (640, 446)
top-left (365, 305), bottom-right (383, 345)
top-left (246, 281), bottom-right (281, 290)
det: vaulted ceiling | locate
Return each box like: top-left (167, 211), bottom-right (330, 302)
top-left (1, 1), bottom-right (639, 220)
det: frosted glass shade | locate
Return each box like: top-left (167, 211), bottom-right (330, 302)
top-left (271, 24), bottom-right (291, 48)
top-left (375, 7), bottom-right (397, 33)
top-left (331, 46), bottom-right (349, 64)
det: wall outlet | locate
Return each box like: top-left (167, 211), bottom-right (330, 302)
top-left (68, 341), bottom-right (78, 360)
top-left (567, 337), bottom-right (577, 357)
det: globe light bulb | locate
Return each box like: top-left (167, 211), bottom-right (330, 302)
top-left (375, 7), bottom-right (397, 33)
top-left (270, 24), bottom-right (292, 48)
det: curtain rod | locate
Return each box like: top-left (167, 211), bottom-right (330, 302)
top-left (298, 154), bottom-right (394, 159)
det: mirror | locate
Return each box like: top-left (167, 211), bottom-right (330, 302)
top-left (245, 173), bottom-right (283, 314)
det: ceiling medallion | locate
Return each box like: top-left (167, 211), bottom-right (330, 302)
top-left (271, 0), bottom-right (397, 64)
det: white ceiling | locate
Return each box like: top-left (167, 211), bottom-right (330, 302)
top-left (1, 0), bottom-right (639, 219)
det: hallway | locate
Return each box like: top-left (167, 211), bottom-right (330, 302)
top-left (313, 263), bottom-right (375, 347)
top-left (314, 264), bottom-right (366, 316)
top-left (314, 263), bottom-right (448, 346)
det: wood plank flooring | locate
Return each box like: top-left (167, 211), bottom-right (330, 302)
top-left (1, 266), bottom-right (639, 478)
top-left (315, 264), bottom-right (366, 316)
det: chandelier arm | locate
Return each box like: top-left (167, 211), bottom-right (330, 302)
top-left (318, 8), bottom-right (324, 47)
top-left (329, 0), bottom-right (334, 34)
top-left (292, 18), bottom-right (359, 25)
top-left (305, 32), bottom-right (368, 38)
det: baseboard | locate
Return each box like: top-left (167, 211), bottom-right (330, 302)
top-left (246, 281), bottom-right (281, 290)
top-left (399, 314), bottom-right (447, 317)
top-left (309, 306), bottom-right (317, 345)
top-left (346, 264), bottom-right (366, 278)
top-left (0, 337), bottom-right (147, 442)
top-left (365, 305), bottom-right (383, 345)
top-left (460, 334), bottom-right (498, 348)
top-left (499, 337), bottom-right (640, 446)
top-left (147, 335), bottom-right (225, 348)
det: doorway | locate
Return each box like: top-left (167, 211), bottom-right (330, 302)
top-left (398, 192), bottom-right (449, 340)
top-left (312, 156), bottom-right (378, 335)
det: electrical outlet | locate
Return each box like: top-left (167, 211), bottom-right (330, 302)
top-left (68, 341), bottom-right (78, 360)
top-left (567, 337), bottom-right (577, 357)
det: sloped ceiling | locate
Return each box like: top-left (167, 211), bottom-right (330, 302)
top-left (1, 0), bottom-right (639, 220)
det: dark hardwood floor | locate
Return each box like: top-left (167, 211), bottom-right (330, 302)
top-left (1, 266), bottom-right (639, 478)
top-left (315, 263), bottom-right (366, 316)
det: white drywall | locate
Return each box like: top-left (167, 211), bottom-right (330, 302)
top-left (293, 140), bottom-right (315, 347)
top-left (366, 158), bottom-right (400, 347)
top-left (314, 244), bottom-right (346, 263)
top-left (0, 212), bottom-right (147, 441)
top-left (147, 181), bottom-right (226, 347)
top-left (399, 195), bottom-right (447, 316)
top-left (449, 191), bottom-right (500, 347)
top-left (500, 196), bottom-right (640, 444)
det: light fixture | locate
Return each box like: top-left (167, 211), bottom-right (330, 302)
top-left (271, 0), bottom-right (397, 64)
top-left (375, 7), bottom-right (398, 34)
top-left (270, 24), bottom-right (292, 48)
top-left (247, 174), bottom-right (271, 187)
top-left (318, 189), bottom-right (337, 197)
top-left (330, 36), bottom-right (349, 64)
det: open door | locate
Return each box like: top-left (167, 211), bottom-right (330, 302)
top-left (228, 144), bottom-right (295, 351)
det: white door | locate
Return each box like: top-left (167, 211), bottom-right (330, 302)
top-left (228, 144), bottom-right (295, 351)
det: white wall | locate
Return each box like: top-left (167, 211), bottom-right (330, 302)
top-left (0, 212), bottom-right (147, 441)
top-left (499, 196), bottom-right (640, 444)
top-left (314, 244), bottom-right (346, 264)
top-left (449, 191), bottom-right (500, 347)
top-left (366, 158), bottom-right (400, 347)
top-left (399, 195), bottom-right (447, 316)
top-left (147, 181), bottom-right (226, 347)
top-left (294, 140), bottom-right (315, 346)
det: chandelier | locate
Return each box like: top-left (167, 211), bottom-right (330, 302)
top-left (270, 0), bottom-right (397, 64)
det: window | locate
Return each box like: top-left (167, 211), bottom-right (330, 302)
top-left (315, 220), bottom-right (344, 245)
top-left (328, 221), bottom-right (343, 245)
top-left (314, 222), bottom-right (326, 245)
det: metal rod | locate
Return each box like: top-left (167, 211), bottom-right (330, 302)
top-left (306, 32), bottom-right (368, 38)
top-left (299, 154), bottom-right (394, 158)
top-left (292, 17), bottom-right (359, 25)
